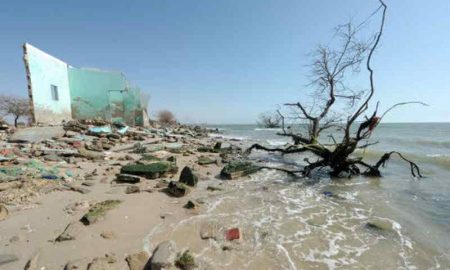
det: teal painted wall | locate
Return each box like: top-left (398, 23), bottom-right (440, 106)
top-left (24, 43), bottom-right (72, 123)
top-left (24, 43), bottom-right (145, 126)
top-left (68, 67), bottom-right (143, 125)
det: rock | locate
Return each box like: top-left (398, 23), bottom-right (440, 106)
top-left (24, 253), bottom-right (39, 270)
top-left (120, 162), bottom-right (178, 179)
top-left (100, 231), bottom-right (116, 240)
top-left (82, 182), bottom-right (95, 187)
top-left (125, 186), bottom-right (140, 194)
top-left (200, 222), bottom-right (219, 240)
top-left (183, 200), bottom-right (196, 209)
top-left (166, 181), bottom-right (190, 197)
top-left (225, 228), bottom-right (241, 241)
top-left (179, 166), bottom-right (198, 187)
top-left (56, 222), bottom-right (81, 242)
top-left (141, 154), bottom-right (161, 161)
top-left (213, 142), bottom-right (222, 151)
top-left (80, 200), bottom-right (122, 225)
top-left (365, 218), bottom-right (395, 233)
top-left (0, 254), bottom-right (18, 266)
top-left (87, 253), bottom-right (117, 270)
top-left (116, 174), bottom-right (141, 184)
top-left (165, 143), bottom-right (184, 153)
top-left (166, 156), bottom-right (177, 163)
top-left (78, 148), bottom-right (104, 161)
top-left (64, 258), bottom-right (90, 270)
top-left (175, 250), bottom-right (196, 270)
top-left (149, 241), bottom-right (177, 270)
top-left (197, 156), bottom-right (216, 166)
top-left (0, 204), bottom-right (9, 221)
top-left (125, 251), bottom-right (149, 270)
top-left (220, 161), bottom-right (260, 180)
top-left (206, 185), bottom-right (223, 192)
top-left (65, 201), bottom-right (90, 214)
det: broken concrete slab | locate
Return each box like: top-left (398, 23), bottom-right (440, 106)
top-left (120, 162), bottom-right (178, 179)
top-left (197, 156), bottom-right (216, 165)
top-left (55, 222), bottom-right (82, 242)
top-left (125, 251), bottom-right (149, 270)
top-left (80, 200), bottom-right (122, 225)
top-left (220, 161), bottom-right (260, 180)
top-left (116, 174), bottom-right (141, 184)
top-left (149, 241), bottom-right (177, 270)
top-left (8, 126), bottom-right (65, 143)
top-left (166, 181), bottom-right (190, 197)
top-left (179, 166), bottom-right (198, 187)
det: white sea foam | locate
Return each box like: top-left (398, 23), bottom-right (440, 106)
top-left (208, 133), bottom-right (247, 141)
top-left (266, 139), bottom-right (288, 146)
top-left (254, 128), bottom-right (283, 131)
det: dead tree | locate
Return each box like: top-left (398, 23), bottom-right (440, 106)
top-left (0, 95), bottom-right (31, 127)
top-left (246, 0), bottom-right (424, 178)
top-left (257, 112), bottom-right (282, 128)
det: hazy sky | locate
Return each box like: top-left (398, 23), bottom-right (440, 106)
top-left (0, 0), bottom-right (449, 124)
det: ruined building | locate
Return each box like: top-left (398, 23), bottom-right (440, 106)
top-left (23, 43), bottom-right (149, 126)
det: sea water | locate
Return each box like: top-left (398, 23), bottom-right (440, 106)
top-left (145, 123), bottom-right (450, 269)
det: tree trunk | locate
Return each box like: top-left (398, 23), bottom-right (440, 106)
top-left (14, 116), bottom-right (19, 127)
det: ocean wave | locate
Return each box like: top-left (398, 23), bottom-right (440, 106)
top-left (266, 139), bottom-right (288, 146)
top-left (354, 149), bottom-right (450, 171)
top-left (208, 133), bottom-right (247, 141)
top-left (379, 137), bottom-right (450, 149)
top-left (254, 128), bottom-right (283, 131)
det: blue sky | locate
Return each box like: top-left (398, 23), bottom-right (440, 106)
top-left (0, 0), bottom-right (449, 124)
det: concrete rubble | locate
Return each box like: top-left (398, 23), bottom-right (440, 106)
top-left (0, 119), bottom-right (257, 269)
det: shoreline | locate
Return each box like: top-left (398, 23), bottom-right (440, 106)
top-left (0, 122), bottom-right (243, 269)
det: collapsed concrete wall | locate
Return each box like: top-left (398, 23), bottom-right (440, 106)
top-left (23, 43), bottom-right (73, 124)
top-left (23, 43), bottom-right (148, 126)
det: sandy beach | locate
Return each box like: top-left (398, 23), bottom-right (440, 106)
top-left (0, 123), bottom-right (240, 269)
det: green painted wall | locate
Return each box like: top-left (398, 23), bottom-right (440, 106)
top-left (24, 43), bottom-right (145, 126)
top-left (68, 67), bottom-right (143, 125)
top-left (24, 43), bottom-right (72, 124)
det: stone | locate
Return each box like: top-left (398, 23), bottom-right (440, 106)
top-left (179, 166), bottom-right (198, 187)
top-left (87, 254), bottom-right (117, 270)
top-left (125, 251), bottom-right (149, 270)
top-left (213, 142), bottom-right (222, 151)
top-left (64, 258), bottom-right (90, 270)
top-left (100, 231), bottom-right (117, 240)
top-left (56, 222), bottom-right (81, 242)
top-left (0, 204), bottom-right (8, 221)
top-left (120, 162), bottom-right (178, 179)
top-left (183, 200), bottom-right (196, 209)
top-left (141, 154), bottom-right (161, 161)
top-left (166, 156), bottom-right (177, 163)
top-left (24, 253), bottom-right (39, 270)
top-left (125, 186), bottom-right (140, 194)
top-left (78, 148), bottom-right (105, 161)
top-left (166, 181), bottom-right (190, 197)
top-left (200, 222), bottom-right (219, 240)
top-left (365, 218), bottom-right (395, 233)
top-left (206, 185), bottom-right (223, 192)
top-left (175, 250), bottom-right (196, 270)
top-left (149, 241), bottom-right (177, 270)
top-left (0, 254), bottom-right (18, 266)
top-left (80, 200), bottom-right (122, 225)
top-left (116, 174), bottom-right (141, 184)
top-left (220, 161), bottom-right (260, 180)
top-left (197, 156), bottom-right (216, 166)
